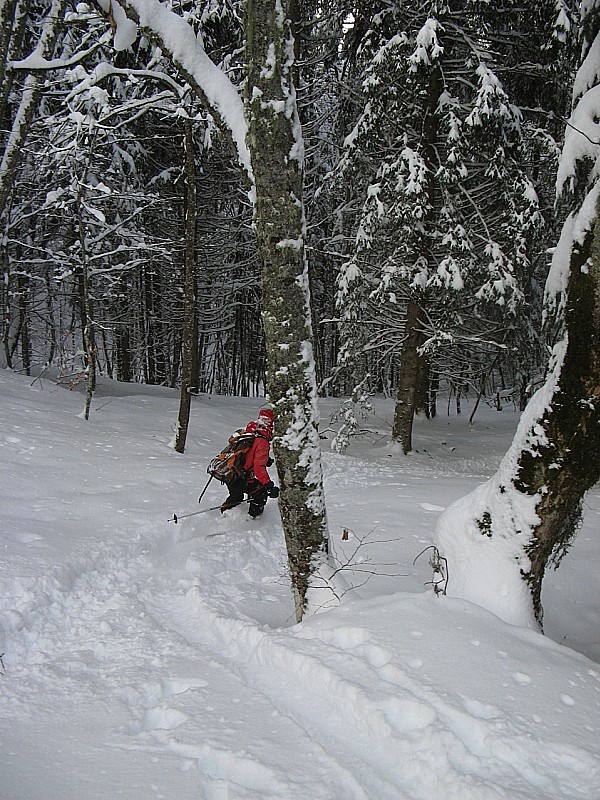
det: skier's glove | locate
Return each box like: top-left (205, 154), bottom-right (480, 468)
top-left (267, 457), bottom-right (274, 467)
top-left (251, 483), bottom-right (269, 501)
top-left (268, 483), bottom-right (280, 499)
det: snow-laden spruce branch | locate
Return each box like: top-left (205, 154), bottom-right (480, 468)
top-left (8, 29), bottom-right (114, 73)
top-left (101, 0), bottom-right (252, 182)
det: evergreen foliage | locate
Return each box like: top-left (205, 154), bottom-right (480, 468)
top-left (329, 0), bottom-right (572, 449)
top-left (0, 0), bottom-right (579, 420)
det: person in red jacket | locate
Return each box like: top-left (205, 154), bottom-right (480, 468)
top-left (220, 408), bottom-right (279, 517)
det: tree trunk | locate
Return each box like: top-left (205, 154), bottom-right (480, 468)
top-left (392, 301), bottom-right (426, 453)
top-left (392, 63), bottom-right (441, 453)
top-left (245, 0), bottom-right (328, 621)
top-left (44, 269), bottom-right (57, 366)
top-left (78, 241), bottom-right (96, 420)
top-left (16, 272), bottom-right (30, 375)
top-left (109, 0), bottom-right (329, 620)
top-left (190, 281), bottom-right (199, 393)
top-left (174, 118), bottom-right (197, 454)
top-left (415, 353), bottom-right (431, 417)
top-left (0, 0), bottom-right (30, 132)
top-left (116, 325), bottom-right (132, 382)
top-left (72, 146), bottom-right (97, 418)
top-left (514, 212), bottom-right (600, 624)
top-left (0, 0), bottom-right (18, 127)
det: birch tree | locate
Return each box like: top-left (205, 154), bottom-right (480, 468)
top-left (435, 1), bottom-right (600, 628)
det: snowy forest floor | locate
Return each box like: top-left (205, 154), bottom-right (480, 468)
top-left (1, 369), bottom-right (599, 800)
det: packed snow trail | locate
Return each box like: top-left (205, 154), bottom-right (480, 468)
top-left (142, 524), bottom-right (599, 800)
top-left (1, 522), bottom-right (362, 800)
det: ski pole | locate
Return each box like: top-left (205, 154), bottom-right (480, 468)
top-left (169, 505), bottom-right (221, 523)
top-left (198, 474), bottom-right (214, 505)
top-left (169, 498), bottom-right (252, 524)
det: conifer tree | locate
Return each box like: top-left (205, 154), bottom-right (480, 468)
top-left (333, 1), bottom-right (558, 451)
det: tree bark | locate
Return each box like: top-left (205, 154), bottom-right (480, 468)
top-left (514, 211), bottom-right (600, 624)
top-left (392, 301), bottom-right (426, 453)
top-left (16, 272), bottom-right (30, 375)
top-left (244, 0), bottom-right (328, 621)
top-left (174, 118), bottom-right (197, 454)
top-left (75, 191), bottom-right (96, 419)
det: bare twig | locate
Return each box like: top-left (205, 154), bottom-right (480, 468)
top-left (327, 526), bottom-right (409, 589)
top-left (413, 545), bottom-right (448, 596)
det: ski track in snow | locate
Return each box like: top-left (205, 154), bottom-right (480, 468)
top-left (144, 580), bottom-right (599, 800)
top-left (4, 512), bottom-right (598, 800)
top-left (0, 523), bottom-right (392, 799)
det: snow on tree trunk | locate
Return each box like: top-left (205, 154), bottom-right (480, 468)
top-left (434, 9), bottom-right (600, 628)
top-left (106, 0), bottom-right (329, 620)
top-left (519, 212), bottom-right (600, 623)
top-left (244, 0), bottom-right (328, 623)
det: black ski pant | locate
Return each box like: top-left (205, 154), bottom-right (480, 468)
top-left (222, 478), bottom-right (267, 517)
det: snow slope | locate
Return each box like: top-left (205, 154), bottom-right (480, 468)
top-left (1, 370), bottom-right (599, 800)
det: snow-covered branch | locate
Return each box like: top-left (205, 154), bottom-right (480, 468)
top-left (103, 0), bottom-right (252, 181)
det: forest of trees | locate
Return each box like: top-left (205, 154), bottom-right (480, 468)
top-left (0, 2), bottom-right (577, 421)
top-left (3, 0), bottom-right (600, 622)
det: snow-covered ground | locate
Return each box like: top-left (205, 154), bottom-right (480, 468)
top-left (1, 368), bottom-right (599, 800)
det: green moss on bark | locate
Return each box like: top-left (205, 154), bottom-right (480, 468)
top-left (514, 207), bottom-right (600, 625)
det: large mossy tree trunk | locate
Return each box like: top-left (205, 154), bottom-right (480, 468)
top-left (244, 0), bottom-right (328, 622)
top-left (513, 211), bottom-right (600, 624)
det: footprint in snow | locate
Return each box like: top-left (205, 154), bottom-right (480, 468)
top-left (420, 502), bottom-right (446, 512)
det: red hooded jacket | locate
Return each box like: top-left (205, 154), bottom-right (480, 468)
top-left (243, 434), bottom-right (271, 485)
top-left (242, 409), bottom-right (273, 485)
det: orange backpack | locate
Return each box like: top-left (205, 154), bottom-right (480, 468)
top-left (207, 431), bottom-right (256, 484)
